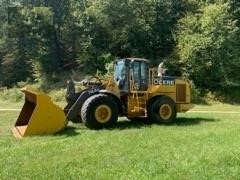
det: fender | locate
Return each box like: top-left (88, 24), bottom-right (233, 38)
top-left (66, 87), bottom-right (101, 121)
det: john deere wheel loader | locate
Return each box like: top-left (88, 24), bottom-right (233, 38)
top-left (12, 58), bottom-right (193, 137)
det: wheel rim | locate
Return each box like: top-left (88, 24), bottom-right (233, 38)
top-left (95, 105), bottom-right (112, 123)
top-left (159, 104), bottom-right (172, 120)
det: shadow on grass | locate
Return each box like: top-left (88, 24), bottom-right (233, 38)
top-left (174, 117), bottom-right (219, 126)
top-left (56, 126), bottom-right (80, 137)
top-left (110, 119), bottom-right (150, 130)
top-left (55, 117), bottom-right (219, 135)
top-left (110, 117), bottom-right (219, 130)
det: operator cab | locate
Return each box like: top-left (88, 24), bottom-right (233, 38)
top-left (114, 58), bottom-right (149, 92)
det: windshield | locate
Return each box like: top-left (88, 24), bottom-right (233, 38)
top-left (115, 60), bottom-right (125, 79)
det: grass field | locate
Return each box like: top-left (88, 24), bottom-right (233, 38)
top-left (1, 102), bottom-right (240, 179)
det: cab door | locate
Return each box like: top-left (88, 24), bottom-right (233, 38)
top-left (130, 60), bottom-right (148, 91)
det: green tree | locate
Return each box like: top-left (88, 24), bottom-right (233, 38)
top-left (1, 6), bottom-right (32, 87)
top-left (176, 2), bottom-right (240, 93)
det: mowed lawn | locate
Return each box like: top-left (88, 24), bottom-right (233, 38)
top-left (1, 102), bottom-right (240, 179)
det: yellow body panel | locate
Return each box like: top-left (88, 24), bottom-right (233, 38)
top-left (127, 77), bottom-right (193, 117)
top-left (148, 84), bottom-right (176, 105)
top-left (12, 87), bottom-right (67, 138)
top-left (176, 103), bottom-right (195, 112)
top-left (104, 78), bottom-right (120, 98)
top-left (127, 95), bottom-right (146, 117)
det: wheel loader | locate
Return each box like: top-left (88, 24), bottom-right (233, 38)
top-left (12, 58), bottom-right (193, 137)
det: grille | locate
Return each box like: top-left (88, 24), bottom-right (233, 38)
top-left (176, 84), bottom-right (186, 102)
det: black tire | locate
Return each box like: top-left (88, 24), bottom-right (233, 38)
top-left (70, 115), bottom-right (82, 123)
top-left (147, 96), bottom-right (176, 124)
top-left (81, 94), bottom-right (118, 129)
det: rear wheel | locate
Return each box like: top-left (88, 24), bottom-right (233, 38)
top-left (81, 94), bottom-right (118, 129)
top-left (148, 96), bottom-right (176, 124)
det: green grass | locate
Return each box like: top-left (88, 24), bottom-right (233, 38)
top-left (1, 104), bottom-right (240, 179)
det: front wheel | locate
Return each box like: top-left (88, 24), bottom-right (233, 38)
top-left (81, 94), bottom-right (118, 129)
top-left (148, 96), bottom-right (176, 124)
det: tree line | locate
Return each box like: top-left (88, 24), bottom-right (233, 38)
top-left (0, 0), bottom-right (239, 100)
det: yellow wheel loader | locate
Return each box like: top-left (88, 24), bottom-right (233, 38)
top-left (12, 58), bottom-right (193, 137)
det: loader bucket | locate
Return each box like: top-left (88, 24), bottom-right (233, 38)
top-left (12, 87), bottom-right (67, 138)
